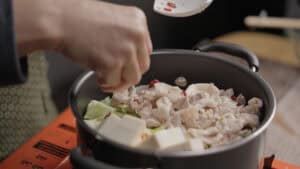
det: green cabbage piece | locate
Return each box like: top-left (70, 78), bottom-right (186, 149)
top-left (84, 100), bottom-right (116, 120)
top-left (84, 97), bottom-right (140, 121)
top-left (150, 126), bottom-right (164, 133)
top-left (101, 97), bottom-right (112, 106)
top-left (115, 104), bottom-right (138, 117)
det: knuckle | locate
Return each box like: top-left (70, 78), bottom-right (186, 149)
top-left (130, 8), bottom-right (147, 36)
top-left (135, 27), bottom-right (146, 41)
top-left (132, 7), bottom-right (146, 21)
top-left (133, 72), bottom-right (142, 84)
top-left (143, 60), bottom-right (150, 73)
top-left (127, 26), bottom-right (145, 43)
top-left (122, 46), bottom-right (134, 57)
top-left (147, 37), bottom-right (153, 53)
top-left (115, 60), bottom-right (123, 68)
top-left (130, 28), bottom-right (146, 45)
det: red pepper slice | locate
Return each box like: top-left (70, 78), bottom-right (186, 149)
top-left (231, 96), bottom-right (237, 101)
top-left (149, 79), bottom-right (159, 88)
top-left (163, 8), bottom-right (172, 12)
top-left (167, 2), bottom-right (177, 8)
top-left (133, 98), bottom-right (141, 104)
top-left (182, 90), bottom-right (187, 97)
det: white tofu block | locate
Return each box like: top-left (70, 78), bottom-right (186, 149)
top-left (98, 114), bottom-right (121, 138)
top-left (185, 138), bottom-right (205, 151)
top-left (154, 127), bottom-right (187, 151)
top-left (138, 129), bottom-right (156, 150)
top-left (98, 115), bottom-right (146, 147)
top-left (84, 119), bottom-right (101, 130)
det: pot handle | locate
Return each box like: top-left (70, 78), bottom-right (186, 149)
top-left (70, 148), bottom-right (128, 169)
top-left (194, 41), bottom-right (260, 72)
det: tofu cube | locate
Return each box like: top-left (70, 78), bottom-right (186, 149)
top-left (98, 113), bottom-right (121, 138)
top-left (185, 138), bottom-right (205, 151)
top-left (154, 127), bottom-right (186, 151)
top-left (98, 115), bottom-right (146, 147)
top-left (138, 129), bottom-right (156, 150)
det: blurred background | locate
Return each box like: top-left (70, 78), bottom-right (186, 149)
top-left (44, 0), bottom-right (300, 165)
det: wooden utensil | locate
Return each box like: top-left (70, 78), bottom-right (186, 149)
top-left (245, 16), bottom-right (300, 30)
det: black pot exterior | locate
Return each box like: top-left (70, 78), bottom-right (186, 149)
top-left (70, 49), bottom-right (276, 169)
top-left (158, 133), bottom-right (265, 169)
top-left (75, 120), bottom-right (265, 169)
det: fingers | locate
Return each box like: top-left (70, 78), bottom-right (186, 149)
top-left (122, 51), bottom-right (141, 88)
top-left (96, 48), bottom-right (142, 92)
top-left (144, 19), bottom-right (153, 54)
top-left (98, 56), bottom-right (141, 93)
top-left (97, 68), bottom-right (127, 93)
top-left (146, 31), bottom-right (153, 54)
top-left (95, 59), bottom-right (122, 91)
top-left (134, 7), bottom-right (152, 74)
top-left (103, 60), bottom-right (122, 87)
top-left (100, 81), bottom-right (127, 93)
top-left (137, 22), bottom-right (152, 74)
top-left (136, 43), bottom-right (150, 74)
top-left (92, 6), bottom-right (151, 93)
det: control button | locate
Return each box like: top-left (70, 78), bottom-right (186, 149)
top-left (167, 2), bottom-right (176, 8)
top-left (164, 8), bottom-right (172, 12)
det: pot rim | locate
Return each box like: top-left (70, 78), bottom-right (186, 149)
top-left (69, 49), bottom-right (276, 158)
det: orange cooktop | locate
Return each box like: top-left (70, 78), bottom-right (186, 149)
top-left (0, 109), bottom-right (299, 169)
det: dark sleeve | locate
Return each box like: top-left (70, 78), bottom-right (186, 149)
top-left (0, 0), bottom-right (28, 86)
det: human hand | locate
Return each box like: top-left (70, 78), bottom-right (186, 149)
top-left (60, 0), bottom-right (152, 92)
top-left (14, 0), bottom-right (152, 92)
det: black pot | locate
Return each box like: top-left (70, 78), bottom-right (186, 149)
top-left (69, 42), bottom-right (276, 169)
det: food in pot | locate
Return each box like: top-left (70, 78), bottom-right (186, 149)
top-left (83, 80), bottom-right (263, 152)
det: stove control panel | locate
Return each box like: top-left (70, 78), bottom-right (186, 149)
top-left (0, 109), bottom-right (77, 169)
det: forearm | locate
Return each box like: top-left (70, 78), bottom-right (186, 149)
top-left (13, 0), bottom-right (63, 56)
